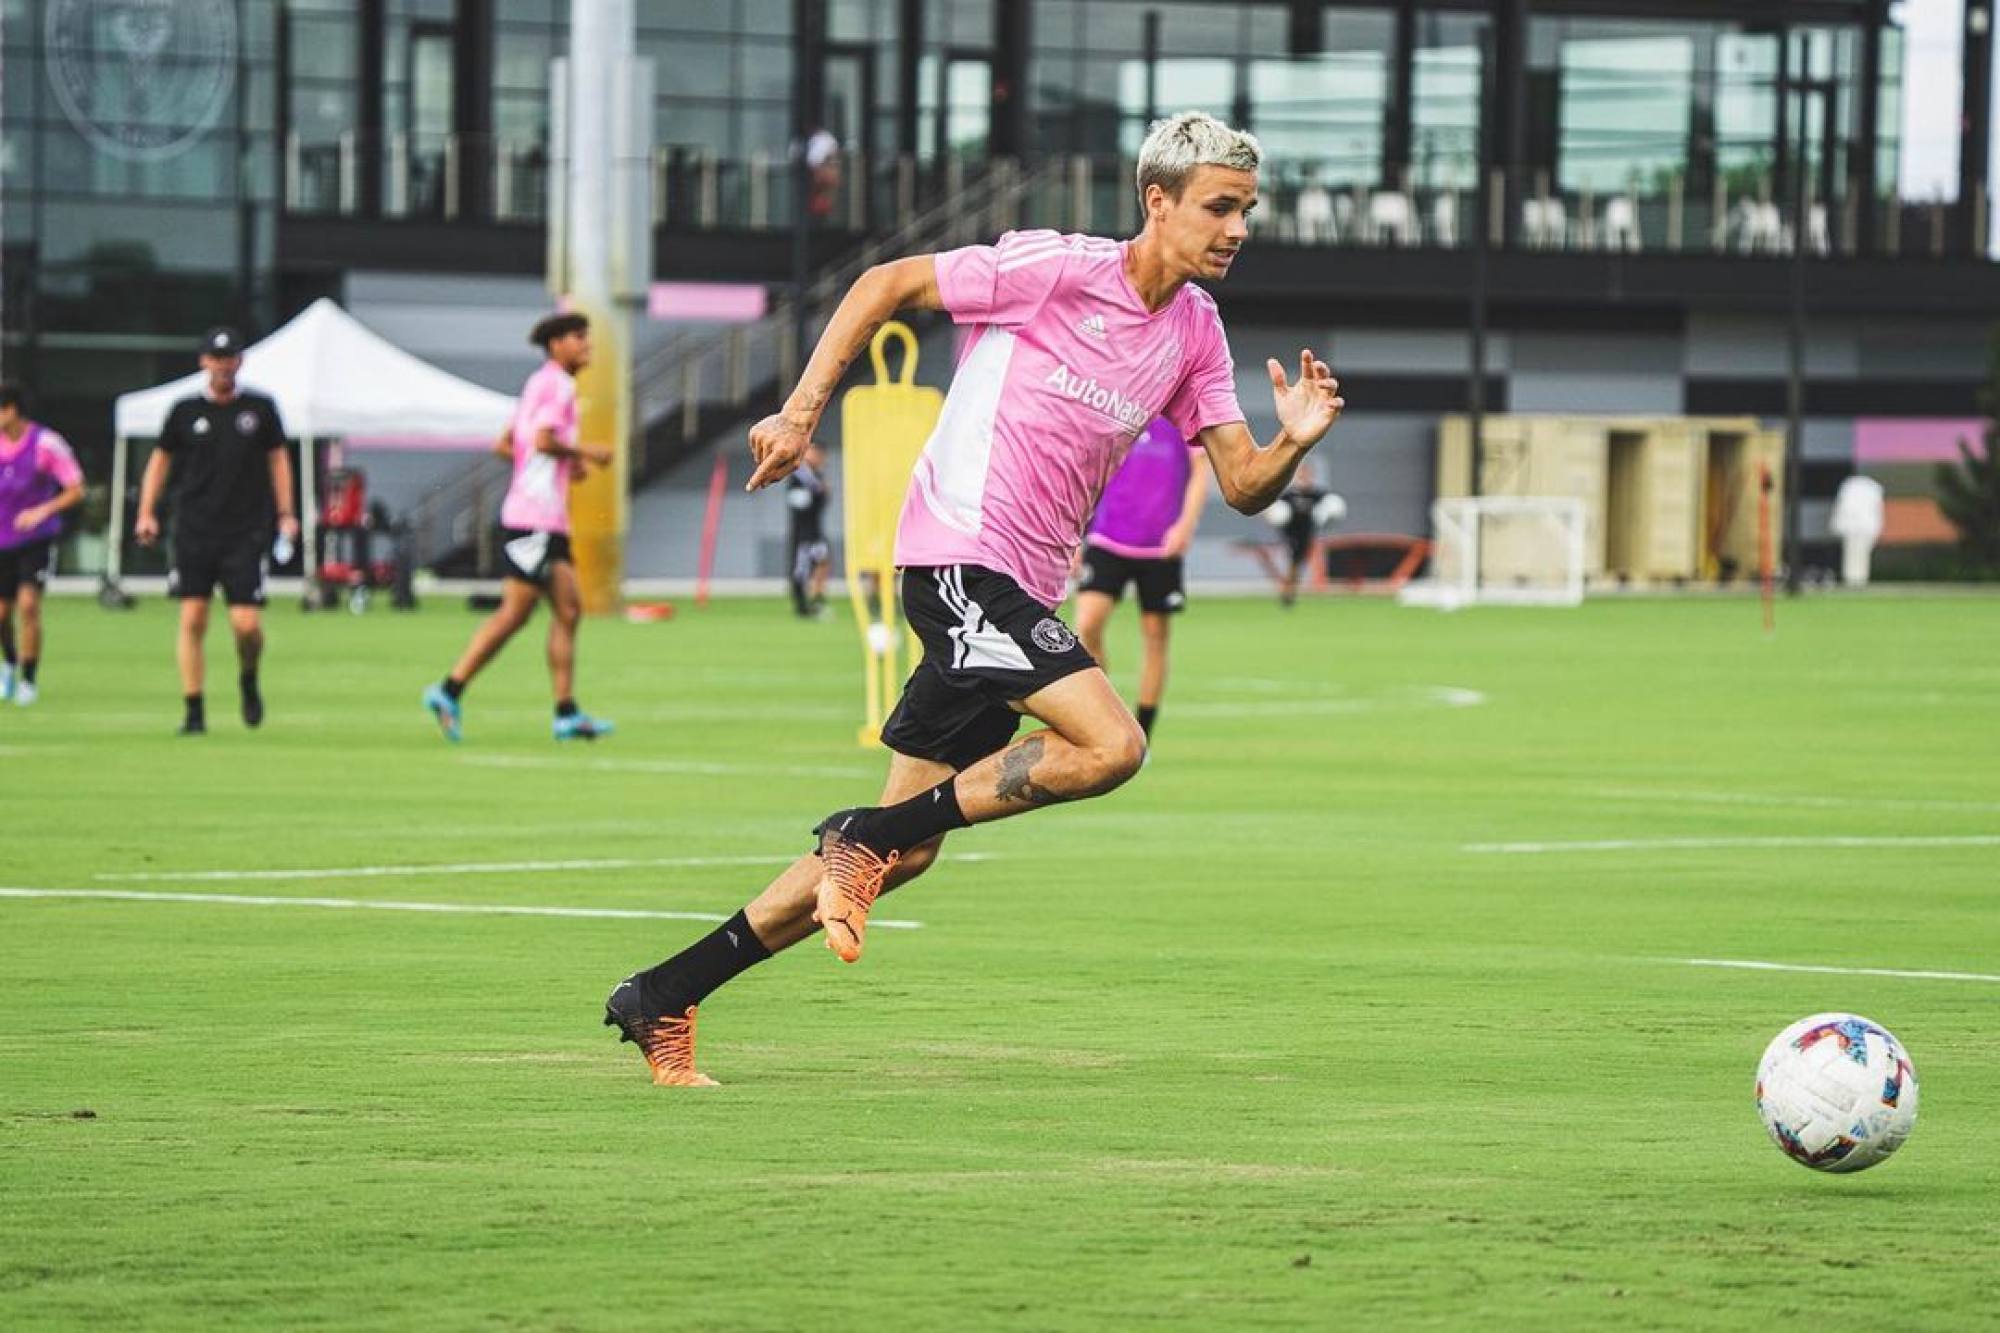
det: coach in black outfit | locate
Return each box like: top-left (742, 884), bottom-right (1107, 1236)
top-left (135, 326), bottom-right (299, 735)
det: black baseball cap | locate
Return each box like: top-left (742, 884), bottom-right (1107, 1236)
top-left (201, 326), bottom-right (245, 358)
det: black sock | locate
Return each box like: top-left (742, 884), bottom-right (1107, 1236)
top-left (240, 669), bottom-right (259, 696)
top-left (555, 698), bottom-right (579, 718)
top-left (0, 629), bottom-right (14, 666)
top-left (21, 658), bottom-right (38, 686)
top-left (641, 909), bottom-right (772, 1013)
top-left (1137, 704), bottom-right (1157, 737)
top-left (442, 676), bottom-right (465, 701)
top-left (844, 777), bottom-right (969, 854)
top-left (184, 693), bottom-right (205, 724)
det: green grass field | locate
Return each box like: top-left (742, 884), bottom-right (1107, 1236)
top-left (4, 590), bottom-right (1998, 1330)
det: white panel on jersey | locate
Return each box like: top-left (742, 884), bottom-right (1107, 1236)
top-left (517, 452), bottom-right (562, 505)
top-left (910, 327), bottom-right (1014, 536)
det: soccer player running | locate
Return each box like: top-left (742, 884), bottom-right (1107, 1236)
top-left (605, 112), bottom-right (1344, 1086)
top-left (0, 383), bottom-right (86, 707)
top-left (785, 441), bottom-right (833, 617)
top-left (135, 327), bottom-right (299, 735)
top-left (1073, 416), bottom-right (1211, 741)
top-left (423, 313), bottom-right (615, 743)
top-left (1269, 459), bottom-right (1343, 607)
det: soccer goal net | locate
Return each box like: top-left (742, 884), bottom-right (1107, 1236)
top-left (1398, 496), bottom-right (1587, 608)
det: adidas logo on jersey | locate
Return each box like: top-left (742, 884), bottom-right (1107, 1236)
top-left (1044, 362), bottom-right (1148, 431)
top-left (1075, 313), bottom-right (1108, 341)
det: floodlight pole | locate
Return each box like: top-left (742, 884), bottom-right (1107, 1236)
top-left (1782, 77), bottom-right (1830, 596)
top-left (1468, 23), bottom-right (1495, 498)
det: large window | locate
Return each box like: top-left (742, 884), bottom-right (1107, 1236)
top-left (1546, 21), bottom-right (1696, 195)
top-left (1412, 11), bottom-right (1484, 191)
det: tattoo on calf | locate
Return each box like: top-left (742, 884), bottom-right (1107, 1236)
top-left (995, 734), bottom-right (1064, 806)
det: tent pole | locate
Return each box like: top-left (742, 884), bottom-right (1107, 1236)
top-left (107, 435), bottom-right (130, 586)
top-left (300, 436), bottom-right (320, 597)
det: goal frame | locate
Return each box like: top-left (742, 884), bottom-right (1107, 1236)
top-left (1398, 495), bottom-right (1587, 609)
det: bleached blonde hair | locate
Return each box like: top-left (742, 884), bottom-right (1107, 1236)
top-left (1135, 111), bottom-right (1262, 204)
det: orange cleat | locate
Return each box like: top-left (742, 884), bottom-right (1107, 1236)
top-left (603, 976), bottom-right (719, 1087)
top-left (812, 813), bottom-right (901, 964)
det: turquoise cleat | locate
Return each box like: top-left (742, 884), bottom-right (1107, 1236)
top-left (553, 711), bottom-right (613, 742)
top-left (422, 683), bottom-right (463, 742)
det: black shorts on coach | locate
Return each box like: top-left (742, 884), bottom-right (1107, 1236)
top-left (880, 564), bottom-right (1098, 771)
top-left (1076, 540), bottom-right (1187, 615)
top-left (0, 539), bottom-right (56, 596)
top-left (169, 533), bottom-right (266, 606)
top-left (499, 527), bottom-right (573, 585)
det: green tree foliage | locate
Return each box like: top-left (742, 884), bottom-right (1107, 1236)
top-left (1936, 332), bottom-right (2000, 574)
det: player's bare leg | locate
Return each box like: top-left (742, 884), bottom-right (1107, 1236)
top-left (0, 596), bottom-right (14, 700)
top-left (545, 561), bottom-right (609, 739)
top-left (228, 605), bottom-right (265, 727)
top-left (451, 578), bottom-right (538, 684)
top-left (1074, 589), bottom-right (1115, 672)
top-left (606, 752), bottom-right (955, 1085)
top-left (425, 578), bottom-right (537, 740)
top-left (176, 598), bottom-right (209, 733)
top-left (1135, 610), bottom-right (1170, 739)
top-left (6, 585), bottom-right (45, 704)
top-left (812, 669), bottom-right (1144, 962)
top-left (546, 561), bottom-right (579, 701)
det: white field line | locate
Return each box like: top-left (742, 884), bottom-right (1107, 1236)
top-left (1680, 957), bottom-right (2000, 984)
top-left (460, 753), bottom-right (875, 780)
top-left (1582, 785), bottom-right (2000, 816)
top-left (1465, 834), bottom-right (2000, 855)
top-left (94, 850), bottom-right (999, 884)
top-left (1177, 686), bottom-right (1486, 719)
top-left (0, 886), bottom-right (923, 930)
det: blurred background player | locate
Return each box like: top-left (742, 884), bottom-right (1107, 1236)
top-left (604, 111), bottom-right (1344, 1087)
top-left (785, 441), bottom-right (832, 617)
top-left (0, 382), bottom-right (85, 706)
top-left (1074, 415), bottom-right (1210, 740)
top-left (134, 327), bottom-right (299, 735)
top-left (1266, 459), bottom-right (1346, 607)
top-left (423, 312), bottom-right (615, 743)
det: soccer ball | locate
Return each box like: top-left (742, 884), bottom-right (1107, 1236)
top-left (1755, 1012), bottom-right (1919, 1173)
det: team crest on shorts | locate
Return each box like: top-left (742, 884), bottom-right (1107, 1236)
top-left (1031, 618), bottom-right (1077, 654)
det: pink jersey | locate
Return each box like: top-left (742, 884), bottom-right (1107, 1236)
top-left (0, 424), bottom-right (83, 550)
top-left (894, 230), bottom-right (1244, 606)
top-left (501, 359), bottom-right (579, 534)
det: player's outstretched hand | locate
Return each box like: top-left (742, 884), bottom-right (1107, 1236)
top-left (746, 413), bottom-right (811, 491)
top-left (1267, 349), bottom-right (1344, 449)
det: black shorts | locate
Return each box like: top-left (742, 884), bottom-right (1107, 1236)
top-left (880, 565), bottom-right (1098, 770)
top-left (170, 533), bottom-right (266, 606)
top-left (500, 528), bottom-right (573, 586)
top-left (0, 540), bottom-right (56, 597)
top-left (1076, 540), bottom-right (1187, 614)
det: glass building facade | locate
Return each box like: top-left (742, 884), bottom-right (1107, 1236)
top-left (0, 0), bottom-right (1971, 577)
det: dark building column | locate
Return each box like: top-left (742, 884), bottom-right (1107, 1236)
top-left (1494, 0), bottom-right (1528, 245)
top-left (1960, 1), bottom-right (1994, 255)
top-left (1385, 0), bottom-right (1416, 189)
top-left (793, 0), bottom-right (825, 136)
top-left (898, 0), bottom-right (923, 156)
top-left (993, 0), bottom-right (1030, 157)
top-left (359, 0), bottom-right (386, 216)
top-left (1855, 0), bottom-right (1885, 254)
top-left (455, 0), bottom-right (494, 221)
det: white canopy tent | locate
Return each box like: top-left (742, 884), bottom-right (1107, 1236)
top-left (109, 297), bottom-right (518, 584)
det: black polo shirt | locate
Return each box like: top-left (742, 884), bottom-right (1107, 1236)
top-left (158, 390), bottom-right (288, 542)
